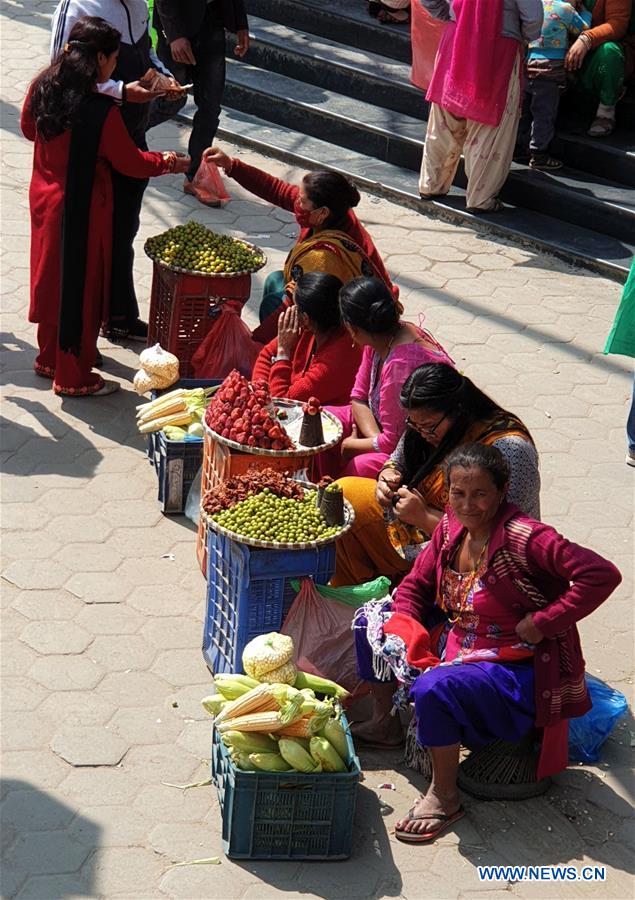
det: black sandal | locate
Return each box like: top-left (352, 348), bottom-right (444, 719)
top-left (529, 153), bottom-right (563, 171)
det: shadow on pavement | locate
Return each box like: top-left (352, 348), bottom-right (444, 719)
top-left (0, 779), bottom-right (101, 899)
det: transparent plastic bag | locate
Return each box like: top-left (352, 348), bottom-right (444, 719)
top-left (184, 465), bottom-right (202, 525)
top-left (190, 158), bottom-right (230, 204)
top-left (568, 675), bottom-right (628, 763)
top-left (191, 303), bottom-right (261, 379)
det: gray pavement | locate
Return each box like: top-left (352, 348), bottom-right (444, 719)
top-left (1, 3), bottom-right (634, 899)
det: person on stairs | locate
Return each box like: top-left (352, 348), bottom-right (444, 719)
top-left (520, 1), bottom-right (592, 170)
top-left (565, 0), bottom-right (633, 137)
top-left (152, 0), bottom-right (249, 204)
top-left (418, 0), bottom-right (544, 212)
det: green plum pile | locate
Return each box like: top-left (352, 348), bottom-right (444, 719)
top-left (146, 222), bottom-right (265, 274)
top-left (212, 488), bottom-right (342, 543)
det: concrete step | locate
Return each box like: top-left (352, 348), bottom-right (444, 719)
top-left (178, 101), bottom-right (633, 281)
top-left (222, 59), bottom-right (635, 246)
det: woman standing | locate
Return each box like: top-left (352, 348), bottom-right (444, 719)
top-left (203, 145), bottom-right (399, 342)
top-left (317, 277), bottom-right (453, 479)
top-left (22, 17), bottom-right (189, 396)
top-left (419, 0), bottom-right (543, 212)
top-left (333, 362), bottom-right (540, 586)
top-left (356, 445), bottom-right (621, 841)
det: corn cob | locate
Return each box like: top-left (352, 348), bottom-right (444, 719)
top-left (278, 738), bottom-right (320, 773)
top-left (137, 395), bottom-right (189, 423)
top-left (309, 736), bottom-right (347, 773)
top-left (248, 752), bottom-right (293, 772)
top-left (201, 695), bottom-right (227, 717)
top-left (213, 674), bottom-right (259, 701)
top-left (222, 730), bottom-right (278, 754)
top-left (138, 412), bottom-right (193, 434)
top-left (320, 718), bottom-right (349, 762)
top-left (214, 686), bottom-right (280, 727)
top-left (293, 671), bottom-right (349, 699)
top-left (135, 388), bottom-right (188, 416)
top-left (230, 751), bottom-right (254, 770)
top-left (275, 710), bottom-right (331, 738)
top-left (216, 710), bottom-right (288, 734)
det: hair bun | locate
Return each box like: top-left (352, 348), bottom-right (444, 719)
top-left (346, 182), bottom-right (361, 208)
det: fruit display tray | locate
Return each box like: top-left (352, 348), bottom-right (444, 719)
top-left (203, 485), bottom-right (355, 551)
top-left (144, 238), bottom-right (267, 278)
top-left (204, 400), bottom-right (343, 458)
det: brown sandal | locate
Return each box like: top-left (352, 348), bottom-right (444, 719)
top-left (394, 805), bottom-right (465, 844)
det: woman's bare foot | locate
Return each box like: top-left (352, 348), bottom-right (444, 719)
top-left (395, 787), bottom-right (462, 838)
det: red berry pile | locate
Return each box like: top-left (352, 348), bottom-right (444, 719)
top-left (205, 370), bottom-right (295, 451)
top-left (302, 396), bottom-right (321, 416)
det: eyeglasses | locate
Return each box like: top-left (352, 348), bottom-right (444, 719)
top-left (406, 412), bottom-right (448, 437)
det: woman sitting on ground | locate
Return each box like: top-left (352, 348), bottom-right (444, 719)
top-left (22, 16), bottom-right (189, 396)
top-left (203, 145), bottom-right (399, 342)
top-left (251, 273), bottom-right (362, 405)
top-left (356, 443), bottom-right (621, 843)
top-left (317, 277), bottom-right (453, 479)
top-left (332, 362), bottom-right (541, 586)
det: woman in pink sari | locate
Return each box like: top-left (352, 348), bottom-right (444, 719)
top-left (316, 277), bottom-right (453, 479)
top-left (419, 0), bottom-right (543, 212)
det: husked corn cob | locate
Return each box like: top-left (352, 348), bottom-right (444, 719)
top-left (136, 388), bottom-right (188, 417)
top-left (214, 683), bottom-right (282, 726)
top-left (275, 711), bottom-right (331, 738)
top-left (216, 710), bottom-right (288, 734)
top-left (278, 738), bottom-right (320, 773)
top-left (248, 752), bottom-right (292, 772)
top-left (138, 412), bottom-right (192, 434)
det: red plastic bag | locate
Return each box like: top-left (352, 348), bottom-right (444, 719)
top-left (191, 158), bottom-right (230, 205)
top-left (191, 303), bottom-right (261, 378)
top-left (410, 1), bottom-right (446, 91)
top-left (282, 578), bottom-right (364, 696)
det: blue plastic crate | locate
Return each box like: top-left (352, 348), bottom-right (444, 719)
top-left (145, 379), bottom-right (220, 515)
top-left (211, 713), bottom-right (360, 859)
top-left (203, 528), bottom-right (335, 675)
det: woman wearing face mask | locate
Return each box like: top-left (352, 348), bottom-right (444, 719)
top-left (251, 272), bottom-right (362, 405)
top-left (203, 145), bottom-right (400, 343)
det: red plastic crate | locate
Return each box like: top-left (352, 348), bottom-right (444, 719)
top-left (147, 263), bottom-right (251, 377)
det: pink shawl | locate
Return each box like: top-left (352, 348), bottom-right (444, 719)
top-left (426, 0), bottom-right (520, 127)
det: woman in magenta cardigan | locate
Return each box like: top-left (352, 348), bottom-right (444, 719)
top-left (354, 443), bottom-right (621, 844)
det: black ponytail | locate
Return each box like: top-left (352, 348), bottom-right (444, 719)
top-left (339, 276), bottom-right (399, 335)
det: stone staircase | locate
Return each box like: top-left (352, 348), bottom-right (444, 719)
top-left (182, 0), bottom-right (635, 281)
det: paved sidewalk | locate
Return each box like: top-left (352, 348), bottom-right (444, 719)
top-left (1, 4), bottom-right (633, 899)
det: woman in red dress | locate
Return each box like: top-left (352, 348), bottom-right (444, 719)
top-left (22, 16), bottom-right (190, 396)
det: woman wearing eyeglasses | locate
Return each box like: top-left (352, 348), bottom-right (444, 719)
top-left (332, 362), bottom-right (540, 589)
top-left (314, 277), bottom-right (453, 479)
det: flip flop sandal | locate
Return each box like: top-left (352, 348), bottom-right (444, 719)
top-left (588, 116), bottom-right (615, 137)
top-left (529, 154), bottom-right (563, 171)
top-left (466, 199), bottom-right (504, 214)
top-left (394, 805), bottom-right (465, 844)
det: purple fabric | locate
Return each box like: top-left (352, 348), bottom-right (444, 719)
top-left (354, 611), bottom-right (386, 682)
top-left (411, 660), bottom-right (535, 748)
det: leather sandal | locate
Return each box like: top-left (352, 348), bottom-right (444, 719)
top-left (588, 116), bottom-right (615, 137)
top-left (394, 805), bottom-right (465, 844)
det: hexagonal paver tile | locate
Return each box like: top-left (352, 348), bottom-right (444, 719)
top-left (56, 543), bottom-right (122, 573)
top-left (121, 743), bottom-right (204, 786)
top-left (101, 499), bottom-right (162, 528)
top-left (19, 621), bottom-right (92, 655)
top-left (75, 603), bottom-right (144, 635)
top-left (88, 634), bottom-right (156, 672)
top-left (151, 649), bottom-right (209, 687)
top-left (1, 532), bottom-right (61, 561)
top-left (148, 821), bottom-right (214, 860)
top-left (86, 847), bottom-right (165, 896)
top-left (88, 473), bottom-right (149, 500)
top-left (0, 789), bottom-right (75, 831)
top-left (10, 589), bottom-right (83, 621)
top-left (38, 690), bottom-right (117, 727)
top-left (132, 782), bottom-right (212, 823)
top-left (64, 571), bottom-right (131, 604)
top-left (59, 767), bottom-right (143, 807)
top-left (1, 751), bottom-right (70, 789)
top-left (97, 670), bottom-right (171, 707)
top-left (141, 616), bottom-right (201, 650)
top-left (128, 583), bottom-right (198, 617)
top-left (46, 515), bottom-right (112, 544)
top-left (4, 831), bottom-right (92, 877)
top-left (3, 559), bottom-right (71, 590)
top-left (51, 726), bottom-right (128, 766)
top-left (108, 705), bottom-right (184, 746)
top-left (116, 556), bottom-right (182, 586)
top-left (15, 873), bottom-right (91, 900)
top-left (29, 655), bottom-right (104, 691)
top-left (38, 488), bottom-right (104, 517)
top-left (69, 804), bottom-right (148, 848)
top-left (2, 676), bottom-right (49, 711)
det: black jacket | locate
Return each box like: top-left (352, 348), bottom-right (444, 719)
top-left (154, 0), bottom-right (248, 42)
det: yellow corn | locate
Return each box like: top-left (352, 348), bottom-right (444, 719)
top-left (276, 715), bottom-right (314, 738)
top-left (248, 752), bottom-right (292, 772)
top-left (278, 738), bottom-right (320, 773)
top-left (136, 388), bottom-right (188, 419)
top-left (309, 737), bottom-right (347, 773)
top-left (214, 683), bottom-right (283, 726)
top-left (138, 412), bottom-right (192, 434)
top-left (216, 710), bottom-right (287, 735)
top-left (320, 718), bottom-right (349, 762)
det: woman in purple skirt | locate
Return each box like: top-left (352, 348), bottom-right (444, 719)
top-left (353, 443), bottom-right (621, 844)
